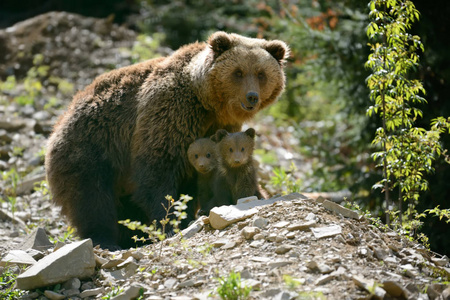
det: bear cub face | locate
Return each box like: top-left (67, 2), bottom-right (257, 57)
top-left (187, 138), bottom-right (217, 175)
top-left (213, 128), bottom-right (256, 169)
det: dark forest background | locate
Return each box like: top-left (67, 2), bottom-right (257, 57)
top-left (1, 0), bottom-right (449, 255)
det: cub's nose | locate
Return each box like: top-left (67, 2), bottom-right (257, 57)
top-left (246, 92), bottom-right (259, 105)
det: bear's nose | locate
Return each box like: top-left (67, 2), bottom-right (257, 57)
top-left (246, 92), bottom-right (259, 105)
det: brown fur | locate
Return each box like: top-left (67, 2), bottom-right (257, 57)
top-left (187, 138), bottom-right (217, 215)
top-left (45, 32), bottom-right (289, 249)
top-left (209, 128), bottom-right (262, 208)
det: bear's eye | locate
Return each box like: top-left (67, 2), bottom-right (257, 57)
top-left (206, 153), bottom-right (211, 158)
top-left (241, 147), bottom-right (245, 152)
top-left (234, 70), bottom-right (243, 78)
top-left (194, 154), bottom-right (198, 159)
top-left (258, 71), bottom-right (266, 80)
top-left (229, 148), bottom-right (233, 153)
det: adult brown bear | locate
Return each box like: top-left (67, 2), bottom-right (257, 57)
top-left (45, 31), bottom-right (289, 249)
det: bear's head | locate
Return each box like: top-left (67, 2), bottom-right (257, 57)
top-left (199, 32), bottom-right (290, 126)
top-left (187, 138), bottom-right (217, 174)
top-left (212, 128), bottom-right (256, 168)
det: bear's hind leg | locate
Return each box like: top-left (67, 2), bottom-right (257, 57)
top-left (48, 155), bottom-right (121, 250)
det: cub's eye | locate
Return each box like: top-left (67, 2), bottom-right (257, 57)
top-left (206, 153), bottom-right (211, 158)
top-left (194, 154), bottom-right (198, 159)
top-left (229, 148), bottom-right (233, 153)
top-left (241, 147), bottom-right (245, 152)
top-left (258, 72), bottom-right (265, 80)
top-left (234, 70), bottom-right (243, 78)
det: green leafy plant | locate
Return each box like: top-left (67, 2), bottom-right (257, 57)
top-left (215, 271), bottom-right (251, 300)
top-left (101, 286), bottom-right (123, 300)
top-left (365, 0), bottom-right (450, 230)
top-left (271, 162), bottom-right (302, 195)
top-left (0, 267), bottom-right (25, 300)
top-left (1, 168), bottom-right (21, 217)
top-left (119, 194), bottom-right (192, 255)
top-left (283, 274), bottom-right (303, 291)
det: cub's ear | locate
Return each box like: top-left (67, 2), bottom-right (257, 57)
top-left (245, 128), bottom-right (256, 139)
top-left (208, 31), bottom-right (233, 58)
top-left (265, 40), bottom-right (290, 65)
top-left (211, 129), bottom-right (229, 142)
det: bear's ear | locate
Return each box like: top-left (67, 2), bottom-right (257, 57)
top-left (211, 129), bottom-right (229, 142)
top-left (265, 40), bottom-right (290, 65)
top-left (245, 128), bottom-right (256, 139)
top-left (208, 31), bottom-right (233, 57)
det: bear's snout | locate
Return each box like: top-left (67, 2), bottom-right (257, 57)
top-left (241, 92), bottom-right (259, 112)
top-left (246, 92), bottom-right (259, 105)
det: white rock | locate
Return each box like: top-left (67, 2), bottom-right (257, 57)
top-left (209, 193), bottom-right (307, 229)
top-left (0, 250), bottom-right (37, 267)
top-left (311, 225), bottom-right (342, 239)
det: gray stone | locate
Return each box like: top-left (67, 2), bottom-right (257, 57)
top-left (241, 278), bottom-right (261, 290)
top-left (62, 288), bottom-right (80, 297)
top-left (431, 256), bottom-right (449, 267)
top-left (287, 220), bottom-right (316, 231)
top-left (253, 233), bottom-right (265, 240)
top-left (178, 279), bottom-right (195, 288)
top-left (352, 275), bottom-right (386, 300)
top-left (111, 284), bottom-right (143, 300)
top-left (401, 264), bottom-right (419, 278)
top-left (275, 245), bottom-right (293, 255)
top-left (44, 290), bottom-right (65, 300)
top-left (249, 240), bottom-right (265, 248)
top-left (311, 225), bottom-right (342, 239)
top-left (222, 241), bottom-right (237, 249)
top-left (315, 274), bottom-right (334, 285)
top-left (16, 239), bottom-right (96, 290)
top-left (164, 278), bottom-right (178, 289)
top-left (62, 277), bottom-right (81, 290)
top-left (16, 173), bottom-right (46, 195)
top-left (79, 287), bottom-right (105, 298)
top-left (241, 226), bottom-right (260, 240)
top-left (181, 216), bottom-right (205, 239)
top-left (0, 250), bottom-right (37, 267)
top-left (212, 239), bottom-right (229, 248)
top-left (253, 218), bottom-right (269, 229)
top-left (268, 260), bottom-right (291, 269)
top-left (102, 258), bottom-right (124, 269)
top-left (322, 200), bottom-right (362, 221)
top-left (19, 227), bottom-right (53, 252)
top-left (442, 286), bottom-right (450, 300)
top-left (273, 221), bottom-right (290, 228)
top-left (237, 196), bottom-right (258, 204)
top-left (250, 256), bottom-right (271, 263)
top-left (275, 235), bottom-right (286, 243)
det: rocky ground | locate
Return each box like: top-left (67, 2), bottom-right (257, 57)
top-left (1, 11), bottom-right (450, 300)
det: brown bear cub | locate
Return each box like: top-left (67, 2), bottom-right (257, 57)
top-left (45, 31), bottom-right (289, 249)
top-left (209, 128), bottom-right (262, 209)
top-left (187, 138), bottom-right (218, 216)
